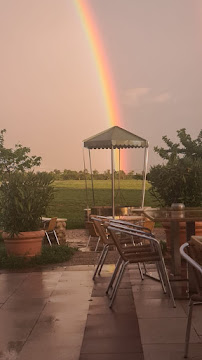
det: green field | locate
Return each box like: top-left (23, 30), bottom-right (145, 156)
top-left (46, 180), bottom-right (157, 229)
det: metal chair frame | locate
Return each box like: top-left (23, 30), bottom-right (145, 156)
top-left (91, 217), bottom-right (115, 280)
top-left (45, 217), bottom-right (60, 246)
top-left (91, 217), bottom-right (154, 282)
top-left (107, 225), bottom-right (176, 308)
top-left (180, 242), bottom-right (202, 358)
top-left (92, 216), bottom-right (155, 278)
top-left (105, 222), bottom-right (166, 295)
top-left (106, 220), bottom-right (157, 282)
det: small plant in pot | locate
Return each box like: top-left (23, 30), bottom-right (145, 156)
top-left (147, 128), bottom-right (202, 249)
top-left (0, 129), bottom-right (54, 257)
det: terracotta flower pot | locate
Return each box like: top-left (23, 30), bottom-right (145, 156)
top-left (3, 230), bottom-right (45, 257)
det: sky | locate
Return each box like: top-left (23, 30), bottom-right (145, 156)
top-left (1, 0), bottom-right (202, 173)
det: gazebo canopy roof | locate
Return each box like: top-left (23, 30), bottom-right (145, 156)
top-left (83, 126), bottom-right (148, 149)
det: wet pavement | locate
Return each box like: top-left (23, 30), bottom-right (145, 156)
top-left (0, 267), bottom-right (94, 360)
top-left (0, 262), bottom-right (201, 359)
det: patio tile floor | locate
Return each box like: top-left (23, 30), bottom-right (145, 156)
top-left (0, 262), bottom-right (201, 359)
top-left (128, 264), bottom-right (202, 360)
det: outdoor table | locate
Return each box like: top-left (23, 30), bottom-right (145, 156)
top-left (190, 236), bottom-right (202, 266)
top-left (144, 208), bottom-right (202, 278)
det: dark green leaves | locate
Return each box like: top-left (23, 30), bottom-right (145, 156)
top-left (0, 172), bottom-right (54, 236)
top-left (148, 129), bottom-right (202, 207)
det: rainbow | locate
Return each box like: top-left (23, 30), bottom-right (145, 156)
top-left (75, 0), bottom-right (124, 170)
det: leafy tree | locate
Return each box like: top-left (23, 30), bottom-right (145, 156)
top-left (127, 170), bottom-right (135, 179)
top-left (148, 129), bottom-right (202, 206)
top-left (0, 129), bottom-right (41, 177)
top-left (114, 170), bottom-right (126, 180)
top-left (134, 173), bottom-right (143, 180)
top-left (103, 169), bottom-right (111, 180)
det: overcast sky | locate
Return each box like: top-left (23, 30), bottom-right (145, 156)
top-left (1, 0), bottom-right (202, 173)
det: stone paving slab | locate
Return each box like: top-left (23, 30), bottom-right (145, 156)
top-left (79, 271), bottom-right (144, 359)
top-left (0, 267), bottom-right (94, 360)
top-left (0, 260), bottom-right (201, 360)
top-left (128, 265), bottom-right (202, 359)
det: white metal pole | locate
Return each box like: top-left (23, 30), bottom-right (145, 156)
top-left (118, 149), bottom-right (121, 201)
top-left (111, 146), bottom-right (115, 218)
top-left (88, 149), bottom-right (95, 206)
top-left (82, 147), bottom-right (89, 209)
top-left (141, 146), bottom-right (149, 209)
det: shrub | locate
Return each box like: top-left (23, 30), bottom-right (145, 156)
top-left (148, 129), bottom-right (202, 206)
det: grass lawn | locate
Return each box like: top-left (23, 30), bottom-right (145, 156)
top-left (46, 180), bottom-right (158, 229)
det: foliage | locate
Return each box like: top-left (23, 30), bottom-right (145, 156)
top-left (0, 243), bottom-right (77, 269)
top-left (148, 129), bottom-right (202, 206)
top-left (47, 168), bottom-right (143, 181)
top-left (0, 129), bottom-right (41, 177)
top-left (0, 172), bottom-right (54, 236)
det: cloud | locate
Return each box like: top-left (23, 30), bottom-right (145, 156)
top-left (151, 92), bottom-right (171, 104)
top-left (123, 88), bottom-right (172, 108)
top-left (123, 87), bottom-right (150, 107)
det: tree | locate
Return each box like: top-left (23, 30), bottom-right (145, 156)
top-left (103, 169), bottom-right (111, 180)
top-left (127, 170), bottom-right (135, 179)
top-left (0, 129), bottom-right (41, 177)
top-left (148, 129), bottom-right (202, 206)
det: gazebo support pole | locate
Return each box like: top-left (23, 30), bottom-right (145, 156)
top-left (83, 147), bottom-right (89, 209)
top-left (111, 146), bottom-right (115, 218)
top-left (88, 149), bottom-right (95, 206)
top-left (118, 149), bottom-right (121, 201)
top-left (141, 147), bottom-right (149, 209)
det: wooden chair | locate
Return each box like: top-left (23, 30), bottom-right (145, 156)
top-left (91, 217), bottom-right (114, 280)
top-left (91, 217), bottom-right (155, 285)
top-left (44, 217), bottom-right (60, 246)
top-left (85, 220), bottom-right (101, 251)
top-left (180, 241), bottom-right (202, 358)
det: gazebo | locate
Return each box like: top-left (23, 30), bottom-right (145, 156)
top-left (83, 126), bottom-right (149, 217)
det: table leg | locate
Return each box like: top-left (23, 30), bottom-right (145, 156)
top-left (170, 221), bottom-right (181, 277)
top-left (186, 221), bottom-right (196, 294)
top-left (186, 221), bottom-right (195, 241)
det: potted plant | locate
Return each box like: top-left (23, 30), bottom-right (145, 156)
top-left (147, 128), bottom-right (202, 248)
top-left (0, 129), bottom-right (54, 257)
top-left (0, 171), bottom-right (54, 257)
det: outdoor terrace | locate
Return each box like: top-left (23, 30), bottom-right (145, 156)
top-left (0, 251), bottom-right (201, 359)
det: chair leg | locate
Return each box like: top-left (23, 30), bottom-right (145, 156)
top-left (53, 230), bottom-right (60, 245)
top-left (98, 246), bottom-right (109, 275)
top-left (86, 235), bottom-right (91, 247)
top-left (45, 232), bottom-right (52, 246)
top-left (160, 257), bottom-right (176, 308)
top-left (95, 236), bottom-right (101, 252)
top-left (106, 256), bottom-right (122, 295)
top-left (138, 262), bottom-right (144, 280)
top-left (142, 262), bottom-right (147, 274)
top-left (109, 261), bottom-right (128, 308)
top-left (109, 260), bottom-right (125, 300)
top-left (184, 299), bottom-right (194, 358)
top-left (156, 261), bottom-right (166, 294)
top-left (92, 245), bottom-right (108, 280)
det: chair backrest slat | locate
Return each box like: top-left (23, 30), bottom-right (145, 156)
top-left (47, 217), bottom-right (57, 232)
top-left (91, 217), bottom-right (110, 245)
top-left (107, 225), bottom-right (161, 263)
